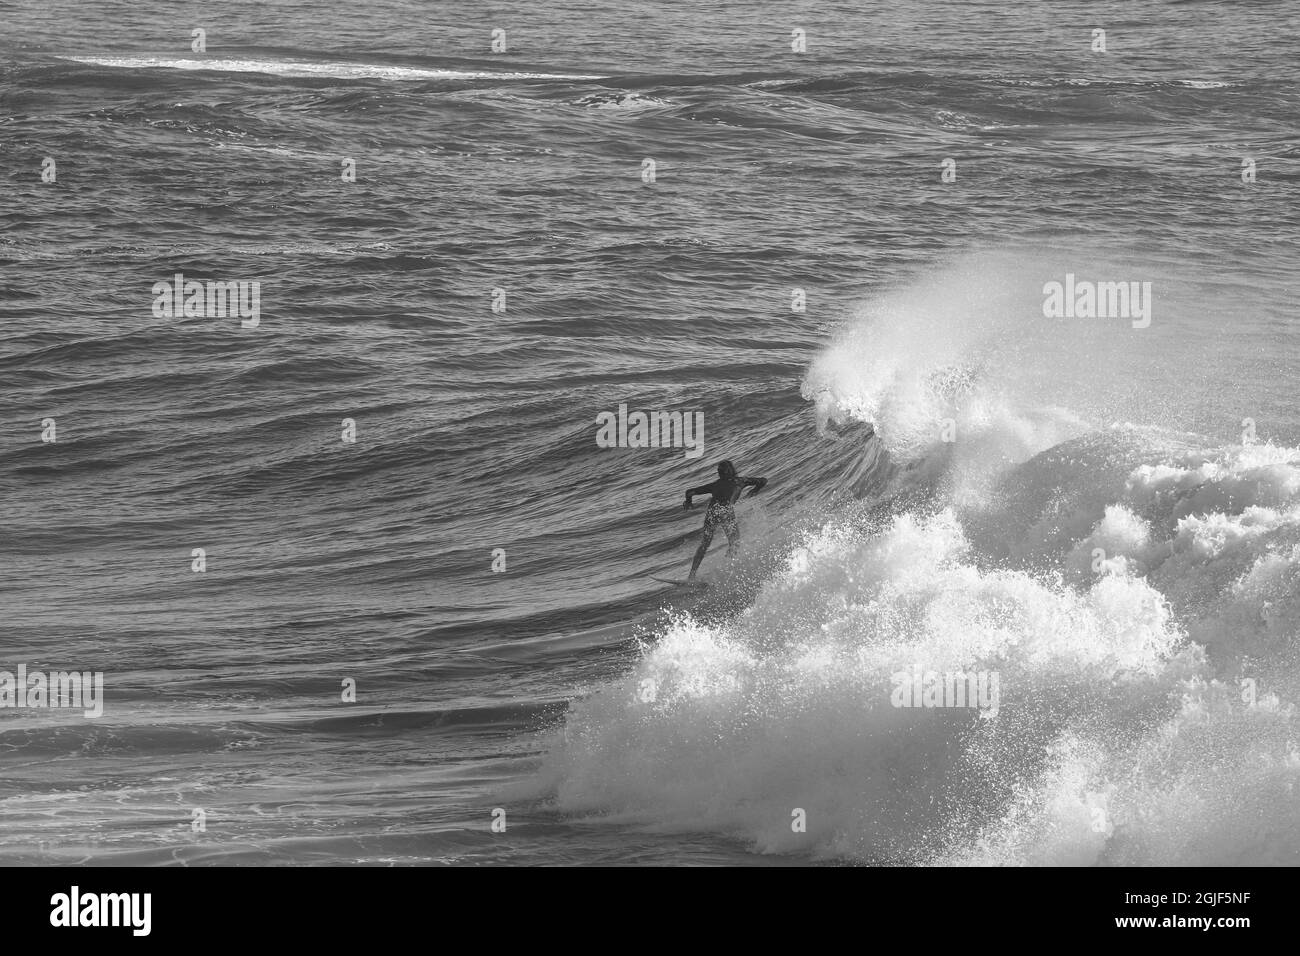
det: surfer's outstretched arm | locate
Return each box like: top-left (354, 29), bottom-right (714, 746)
top-left (683, 482), bottom-right (715, 510)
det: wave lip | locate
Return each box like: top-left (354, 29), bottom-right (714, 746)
top-left (58, 55), bottom-right (604, 82)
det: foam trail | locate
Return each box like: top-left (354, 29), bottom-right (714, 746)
top-left (60, 55), bottom-right (604, 82)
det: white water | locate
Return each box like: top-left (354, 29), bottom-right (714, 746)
top-left (533, 256), bottom-right (1300, 865)
top-left (61, 55), bottom-right (603, 82)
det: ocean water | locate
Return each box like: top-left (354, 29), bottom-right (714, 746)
top-left (2, 0), bottom-right (1298, 865)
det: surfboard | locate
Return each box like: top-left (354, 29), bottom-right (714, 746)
top-left (648, 575), bottom-right (708, 589)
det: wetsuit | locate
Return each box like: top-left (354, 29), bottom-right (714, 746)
top-left (685, 474), bottom-right (767, 578)
top-left (686, 476), bottom-right (766, 534)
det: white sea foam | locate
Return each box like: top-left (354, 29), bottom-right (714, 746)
top-left (60, 55), bottom-right (602, 82)
top-left (533, 258), bottom-right (1300, 865)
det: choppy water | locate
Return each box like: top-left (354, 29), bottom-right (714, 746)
top-left (2, 0), bottom-right (1298, 864)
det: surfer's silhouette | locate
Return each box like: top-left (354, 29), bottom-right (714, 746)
top-left (683, 460), bottom-right (767, 582)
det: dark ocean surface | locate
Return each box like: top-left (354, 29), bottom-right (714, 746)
top-left (2, 1), bottom-right (1298, 864)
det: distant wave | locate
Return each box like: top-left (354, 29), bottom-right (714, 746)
top-left (58, 55), bottom-right (604, 82)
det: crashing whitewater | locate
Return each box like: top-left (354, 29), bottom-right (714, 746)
top-left (534, 259), bottom-right (1300, 865)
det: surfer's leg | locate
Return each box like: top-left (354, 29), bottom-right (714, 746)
top-left (689, 530), bottom-right (713, 580)
top-left (723, 510), bottom-right (740, 558)
top-left (690, 512), bottom-right (718, 580)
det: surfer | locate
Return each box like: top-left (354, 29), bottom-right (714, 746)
top-left (683, 460), bottom-right (767, 581)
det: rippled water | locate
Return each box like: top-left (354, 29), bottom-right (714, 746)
top-left (2, 0), bottom-right (1298, 864)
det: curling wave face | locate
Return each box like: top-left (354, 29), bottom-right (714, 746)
top-left (533, 255), bottom-right (1300, 864)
